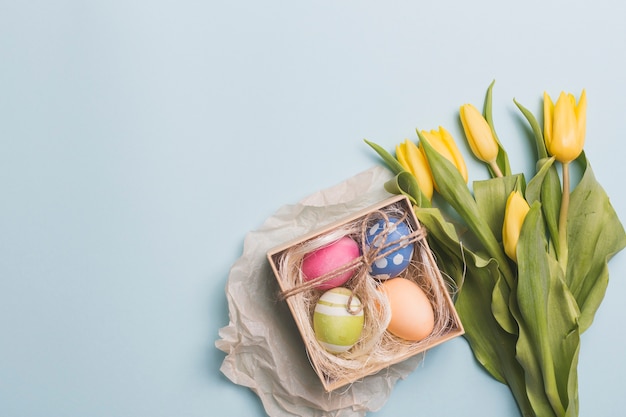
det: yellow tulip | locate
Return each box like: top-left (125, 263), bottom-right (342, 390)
top-left (419, 126), bottom-right (468, 183)
top-left (543, 90), bottom-right (587, 163)
top-left (459, 104), bottom-right (501, 176)
top-left (502, 190), bottom-right (530, 262)
top-left (396, 139), bottom-right (434, 200)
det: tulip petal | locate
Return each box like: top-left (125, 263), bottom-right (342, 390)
top-left (575, 90), bottom-right (587, 152)
top-left (404, 140), bottom-right (434, 200)
top-left (395, 142), bottom-right (409, 170)
top-left (439, 126), bottom-right (469, 182)
top-left (419, 126), bottom-right (469, 184)
top-left (503, 190), bottom-right (530, 262)
top-left (460, 103), bottom-right (499, 163)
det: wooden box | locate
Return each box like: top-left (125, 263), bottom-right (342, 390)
top-left (267, 195), bottom-right (464, 391)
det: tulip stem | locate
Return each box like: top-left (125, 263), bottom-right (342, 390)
top-left (489, 161), bottom-right (503, 178)
top-left (558, 162), bottom-right (570, 269)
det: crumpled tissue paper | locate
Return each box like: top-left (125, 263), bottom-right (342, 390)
top-left (216, 166), bottom-right (427, 416)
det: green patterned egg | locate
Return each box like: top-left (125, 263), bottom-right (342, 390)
top-left (313, 287), bottom-right (364, 353)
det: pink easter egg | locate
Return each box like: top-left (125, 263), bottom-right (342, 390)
top-left (302, 236), bottom-right (361, 290)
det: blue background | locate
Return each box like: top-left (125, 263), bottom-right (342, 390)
top-left (1, 1), bottom-right (625, 416)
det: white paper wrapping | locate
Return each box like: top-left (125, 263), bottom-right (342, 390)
top-left (216, 166), bottom-right (427, 416)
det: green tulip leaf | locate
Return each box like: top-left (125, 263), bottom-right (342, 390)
top-left (526, 156), bottom-right (561, 256)
top-left (473, 175), bottom-right (523, 242)
top-left (566, 153), bottom-right (626, 332)
top-left (415, 203), bottom-right (530, 413)
top-left (364, 139), bottom-right (405, 175)
top-left (384, 174), bottom-right (416, 206)
top-left (454, 251), bottom-right (534, 416)
top-left (472, 174), bottom-right (524, 336)
top-left (455, 255), bottom-right (509, 383)
top-left (413, 207), bottom-right (465, 289)
top-left (413, 204), bottom-right (530, 413)
top-left (514, 98), bottom-right (548, 160)
top-left (417, 130), bottom-right (515, 285)
top-left (484, 80), bottom-right (512, 177)
top-left (515, 202), bottom-right (581, 416)
top-left (425, 235), bottom-right (465, 291)
top-left (384, 171), bottom-right (431, 208)
top-left (526, 157), bottom-right (555, 204)
top-left (540, 165), bottom-right (562, 256)
top-left (491, 273), bottom-right (517, 335)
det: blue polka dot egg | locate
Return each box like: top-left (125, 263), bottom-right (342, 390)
top-left (365, 217), bottom-right (414, 280)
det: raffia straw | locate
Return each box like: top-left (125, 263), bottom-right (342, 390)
top-left (275, 203), bottom-right (457, 385)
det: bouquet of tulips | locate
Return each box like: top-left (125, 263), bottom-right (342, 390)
top-left (366, 82), bottom-right (625, 417)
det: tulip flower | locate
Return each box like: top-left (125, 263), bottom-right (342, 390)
top-left (544, 89), bottom-right (586, 267)
top-left (419, 126), bottom-right (468, 184)
top-left (395, 139), bottom-right (434, 200)
top-left (543, 90), bottom-right (587, 164)
top-left (460, 103), bottom-right (503, 177)
top-left (502, 190), bottom-right (530, 262)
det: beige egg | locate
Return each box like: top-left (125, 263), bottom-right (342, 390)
top-left (379, 277), bottom-right (435, 341)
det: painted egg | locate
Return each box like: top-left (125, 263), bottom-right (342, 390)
top-left (313, 287), bottom-right (364, 353)
top-left (365, 217), bottom-right (414, 279)
top-left (302, 236), bottom-right (360, 290)
top-left (379, 278), bottom-right (434, 341)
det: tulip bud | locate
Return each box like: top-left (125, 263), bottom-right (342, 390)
top-left (419, 126), bottom-right (468, 184)
top-left (502, 190), bottom-right (530, 262)
top-left (395, 139), bottom-right (434, 200)
top-left (459, 103), bottom-right (499, 164)
top-left (543, 90), bottom-right (587, 163)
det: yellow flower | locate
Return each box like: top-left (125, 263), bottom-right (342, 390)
top-left (502, 190), bottom-right (530, 262)
top-left (459, 103), bottom-right (499, 164)
top-left (396, 139), bottom-right (434, 200)
top-left (419, 126), bottom-right (468, 184)
top-left (543, 90), bottom-right (587, 163)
